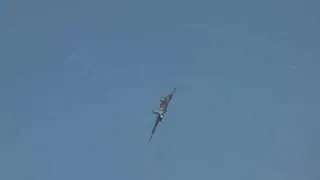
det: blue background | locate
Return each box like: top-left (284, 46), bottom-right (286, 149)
top-left (1, 0), bottom-right (319, 179)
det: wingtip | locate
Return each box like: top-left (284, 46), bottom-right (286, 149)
top-left (148, 136), bottom-right (153, 143)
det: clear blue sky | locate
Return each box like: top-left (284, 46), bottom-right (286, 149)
top-left (1, 0), bottom-right (319, 179)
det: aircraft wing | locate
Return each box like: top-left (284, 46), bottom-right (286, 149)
top-left (148, 115), bottom-right (162, 143)
top-left (166, 88), bottom-right (176, 104)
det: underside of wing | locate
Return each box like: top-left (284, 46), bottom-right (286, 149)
top-left (148, 115), bottom-right (162, 143)
top-left (167, 88), bottom-right (176, 104)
